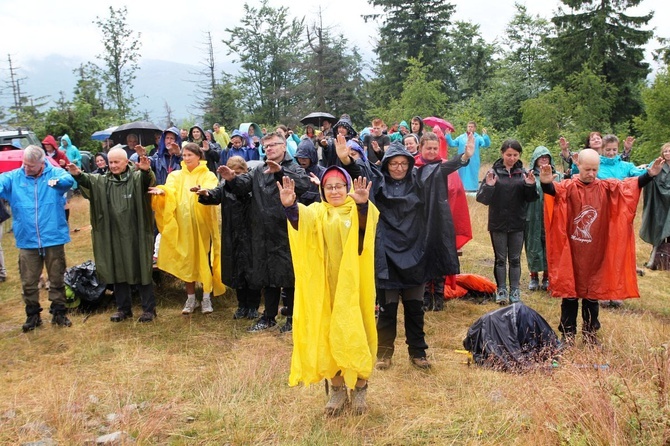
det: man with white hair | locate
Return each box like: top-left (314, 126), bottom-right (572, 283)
top-left (0, 145), bottom-right (75, 331)
top-left (68, 148), bottom-right (158, 323)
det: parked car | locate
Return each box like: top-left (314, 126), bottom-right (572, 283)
top-left (0, 128), bottom-right (41, 151)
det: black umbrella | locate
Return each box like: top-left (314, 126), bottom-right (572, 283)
top-left (110, 121), bottom-right (162, 146)
top-left (300, 112), bottom-right (336, 127)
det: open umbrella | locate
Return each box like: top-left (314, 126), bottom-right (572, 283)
top-left (91, 126), bottom-right (118, 141)
top-left (110, 121), bottom-right (162, 146)
top-left (300, 112), bottom-right (336, 127)
top-left (423, 116), bottom-right (455, 133)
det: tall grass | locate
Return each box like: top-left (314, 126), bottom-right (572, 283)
top-left (1, 189), bottom-right (669, 445)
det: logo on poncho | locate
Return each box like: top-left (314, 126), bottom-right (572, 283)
top-left (571, 205), bottom-right (597, 243)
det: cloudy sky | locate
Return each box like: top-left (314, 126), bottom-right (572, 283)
top-left (1, 0), bottom-right (667, 71)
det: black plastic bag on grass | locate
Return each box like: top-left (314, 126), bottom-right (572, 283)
top-left (463, 302), bottom-right (561, 372)
top-left (64, 260), bottom-right (108, 309)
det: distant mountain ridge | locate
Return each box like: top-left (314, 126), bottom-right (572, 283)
top-left (1, 55), bottom-right (237, 125)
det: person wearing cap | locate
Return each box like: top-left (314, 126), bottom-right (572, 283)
top-left (278, 164), bottom-right (379, 416)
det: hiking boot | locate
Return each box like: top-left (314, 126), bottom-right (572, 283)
top-left (528, 276), bottom-right (539, 291)
top-left (509, 288), bottom-right (521, 303)
top-left (279, 317), bottom-right (292, 334)
top-left (279, 306), bottom-right (290, 317)
top-left (324, 385), bottom-right (348, 416)
top-left (233, 307), bottom-right (248, 319)
top-left (246, 308), bottom-right (260, 319)
top-left (22, 313), bottom-right (43, 332)
top-left (375, 357), bottom-right (392, 370)
top-left (201, 297), bottom-right (213, 314)
top-left (610, 300), bottom-right (623, 308)
top-left (410, 356), bottom-right (432, 370)
top-left (138, 311), bottom-right (155, 323)
top-left (51, 312), bottom-right (72, 327)
top-left (351, 384), bottom-right (368, 415)
top-left (110, 310), bottom-right (132, 322)
top-left (433, 295), bottom-right (444, 311)
top-left (247, 317), bottom-right (276, 332)
top-left (495, 288), bottom-right (508, 305)
top-left (599, 300), bottom-right (611, 308)
top-left (540, 277), bottom-right (549, 291)
top-left (181, 295), bottom-right (199, 314)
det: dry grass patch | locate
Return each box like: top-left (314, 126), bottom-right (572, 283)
top-left (1, 194), bottom-right (670, 444)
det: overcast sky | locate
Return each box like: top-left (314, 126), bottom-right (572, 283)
top-left (1, 0), bottom-right (667, 71)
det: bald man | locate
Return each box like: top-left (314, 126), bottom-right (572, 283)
top-left (540, 149), bottom-right (665, 346)
top-left (67, 148), bottom-right (158, 323)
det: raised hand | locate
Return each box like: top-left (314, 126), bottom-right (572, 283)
top-left (485, 170), bottom-right (497, 186)
top-left (264, 160), bottom-right (281, 174)
top-left (539, 164), bottom-right (555, 184)
top-left (135, 145), bottom-right (147, 157)
top-left (147, 187), bottom-right (164, 195)
top-left (648, 157), bottom-right (665, 177)
top-left (277, 175), bottom-right (296, 207)
top-left (371, 140), bottom-right (381, 154)
top-left (202, 140), bottom-right (210, 151)
top-left (217, 165), bottom-right (235, 181)
top-left (348, 176), bottom-right (371, 204)
top-left (624, 136), bottom-right (635, 151)
top-left (335, 134), bottom-right (351, 165)
top-left (524, 170), bottom-right (536, 185)
top-left (167, 142), bottom-right (181, 155)
top-left (308, 172), bottom-right (320, 186)
top-left (66, 163), bottom-right (81, 176)
top-left (558, 136), bottom-right (569, 152)
top-left (138, 155), bottom-right (151, 171)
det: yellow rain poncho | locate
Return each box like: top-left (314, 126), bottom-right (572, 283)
top-left (288, 196), bottom-right (379, 389)
top-left (151, 160), bottom-right (225, 296)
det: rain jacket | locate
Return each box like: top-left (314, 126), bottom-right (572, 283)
top-left (295, 138), bottom-right (325, 205)
top-left (640, 162), bottom-right (670, 247)
top-left (220, 129), bottom-right (259, 165)
top-left (199, 177), bottom-right (255, 289)
top-left (224, 153), bottom-right (311, 288)
top-left (543, 176), bottom-right (650, 300)
top-left (447, 131), bottom-right (491, 191)
top-left (152, 160), bottom-right (225, 296)
top-left (0, 160), bottom-right (73, 249)
top-left (598, 155), bottom-right (646, 180)
top-left (524, 147), bottom-right (563, 272)
top-left (288, 166), bottom-right (379, 389)
top-left (213, 126), bottom-right (231, 147)
top-left (150, 127), bottom-right (183, 185)
top-left (60, 134), bottom-right (81, 168)
top-left (373, 142), bottom-right (467, 288)
top-left (414, 154), bottom-right (472, 250)
top-left (41, 135), bottom-right (70, 167)
top-left (76, 163), bottom-right (156, 285)
top-left (188, 125), bottom-right (220, 173)
top-left (476, 158), bottom-right (538, 232)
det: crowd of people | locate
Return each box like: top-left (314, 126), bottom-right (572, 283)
top-left (1, 114), bottom-right (668, 417)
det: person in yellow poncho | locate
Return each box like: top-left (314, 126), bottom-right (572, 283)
top-left (149, 143), bottom-right (225, 314)
top-left (278, 166), bottom-right (379, 416)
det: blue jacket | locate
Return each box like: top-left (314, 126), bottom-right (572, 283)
top-left (0, 160), bottom-right (74, 248)
top-left (598, 155), bottom-right (646, 180)
top-left (150, 127), bottom-right (183, 185)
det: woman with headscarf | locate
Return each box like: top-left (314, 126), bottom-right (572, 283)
top-left (278, 164), bottom-right (379, 416)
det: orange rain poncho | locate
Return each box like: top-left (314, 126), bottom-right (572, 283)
top-left (544, 178), bottom-right (641, 300)
top-left (151, 160), bottom-right (225, 296)
top-left (288, 196), bottom-right (379, 389)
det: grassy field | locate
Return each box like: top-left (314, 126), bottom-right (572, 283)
top-left (1, 190), bottom-right (670, 445)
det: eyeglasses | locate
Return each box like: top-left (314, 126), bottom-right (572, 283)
top-left (323, 183), bottom-right (347, 192)
top-left (264, 142), bottom-right (284, 149)
top-left (388, 161), bottom-right (409, 168)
